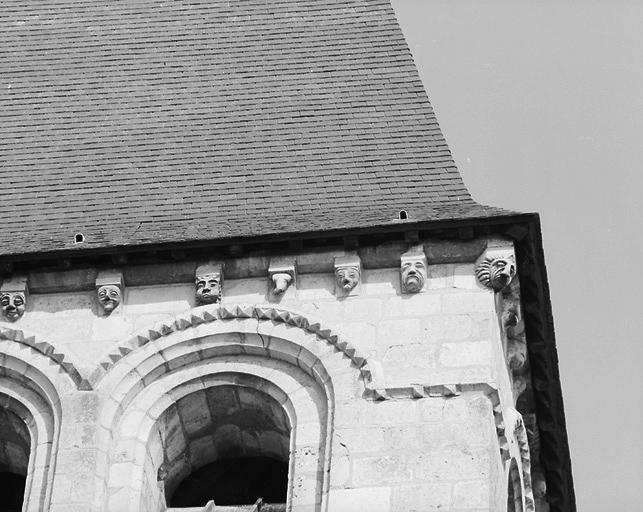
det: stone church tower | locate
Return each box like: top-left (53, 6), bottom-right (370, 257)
top-left (0, 1), bottom-right (574, 511)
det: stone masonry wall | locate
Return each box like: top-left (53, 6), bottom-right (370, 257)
top-left (0, 239), bottom-right (525, 511)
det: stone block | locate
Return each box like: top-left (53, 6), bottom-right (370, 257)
top-left (329, 454), bottom-right (350, 487)
top-left (382, 342), bottom-right (436, 385)
top-left (352, 455), bottom-right (412, 486)
top-left (123, 284), bottom-right (192, 314)
top-left (188, 436), bottom-right (217, 469)
top-left (382, 293), bottom-right (441, 318)
top-left (453, 264), bottom-right (477, 289)
top-left (427, 264), bottom-right (450, 289)
top-left (296, 274), bottom-right (336, 300)
top-left (438, 341), bottom-right (492, 368)
top-left (414, 446), bottom-right (491, 480)
top-left (442, 292), bottom-right (493, 315)
top-left (176, 390), bottom-right (211, 436)
top-left (327, 486), bottom-right (391, 512)
top-left (50, 474), bottom-right (73, 503)
top-left (424, 239), bottom-right (487, 263)
top-left (391, 483), bottom-right (452, 511)
top-left (453, 480), bottom-right (490, 509)
top-left (221, 277), bottom-right (266, 303)
top-left (343, 298), bottom-right (382, 322)
top-left (91, 315), bottom-right (133, 342)
top-left (65, 393), bottom-right (101, 424)
top-left (295, 300), bottom-right (344, 321)
top-left (290, 471), bottom-right (320, 505)
top-left (422, 315), bottom-right (474, 341)
top-left (335, 322), bottom-right (376, 349)
top-left (377, 318), bottom-right (422, 345)
top-left (361, 269), bottom-right (400, 296)
top-left (28, 268), bottom-right (98, 293)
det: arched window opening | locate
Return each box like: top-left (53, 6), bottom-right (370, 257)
top-left (171, 456), bottom-right (288, 507)
top-left (158, 385), bottom-right (291, 510)
top-left (0, 406), bottom-right (31, 512)
top-left (507, 458), bottom-right (523, 512)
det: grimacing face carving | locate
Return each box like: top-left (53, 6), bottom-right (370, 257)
top-left (335, 266), bottom-right (360, 292)
top-left (97, 284), bottom-right (121, 313)
top-left (476, 255), bottom-right (516, 291)
top-left (0, 292), bottom-right (25, 321)
top-left (401, 259), bottom-right (426, 293)
top-left (195, 273), bottom-right (221, 304)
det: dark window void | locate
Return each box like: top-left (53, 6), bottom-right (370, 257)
top-left (0, 406), bottom-right (30, 511)
top-left (158, 385), bottom-right (291, 510)
top-left (0, 471), bottom-right (27, 512)
top-left (170, 456), bottom-right (288, 507)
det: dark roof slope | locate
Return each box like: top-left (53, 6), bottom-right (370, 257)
top-left (0, 0), bottom-right (508, 257)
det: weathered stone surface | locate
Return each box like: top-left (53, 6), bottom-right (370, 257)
top-left (0, 236), bottom-right (534, 511)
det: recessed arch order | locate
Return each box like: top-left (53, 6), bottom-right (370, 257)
top-left (95, 304), bottom-right (378, 512)
top-left (0, 337), bottom-right (65, 512)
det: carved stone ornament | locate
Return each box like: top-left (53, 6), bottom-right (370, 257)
top-left (475, 240), bottom-right (517, 292)
top-left (400, 249), bottom-right (427, 294)
top-left (195, 263), bottom-right (224, 304)
top-left (268, 258), bottom-right (296, 296)
top-left (0, 276), bottom-right (28, 322)
top-left (334, 255), bottom-right (361, 295)
top-left (95, 270), bottom-right (124, 315)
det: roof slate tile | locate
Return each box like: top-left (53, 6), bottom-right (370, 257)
top-left (0, 0), bottom-right (509, 257)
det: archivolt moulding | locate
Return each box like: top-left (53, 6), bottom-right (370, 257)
top-left (495, 406), bottom-right (535, 512)
top-left (0, 325), bottom-right (90, 390)
top-left (91, 304), bottom-right (386, 396)
top-left (0, 350), bottom-right (64, 512)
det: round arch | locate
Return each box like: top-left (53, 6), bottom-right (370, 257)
top-left (95, 305), bottom-right (373, 512)
top-left (0, 341), bottom-right (63, 512)
top-left (507, 458), bottom-right (523, 512)
top-left (501, 408), bottom-right (535, 512)
top-left (0, 326), bottom-right (90, 390)
top-left (102, 359), bottom-right (331, 512)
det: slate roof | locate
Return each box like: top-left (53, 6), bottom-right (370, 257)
top-left (0, 0), bottom-right (509, 257)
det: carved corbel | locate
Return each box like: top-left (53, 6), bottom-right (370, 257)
top-left (475, 240), bottom-right (517, 292)
top-left (268, 258), bottom-right (296, 296)
top-left (0, 276), bottom-right (28, 322)
top-left (400, 247), bottom-right (427, 294)
top-left (95, 270), bottom-right (124, 315)
top-left (195, 263), bottom-right (224, 304)
top-left (334, 254), bottom-right (361, 296)
top-left (512, 375), bottom-right (528, 403)
top-left (503, 304), bottom-right (527, 370)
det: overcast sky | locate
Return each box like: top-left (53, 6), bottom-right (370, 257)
top-left (391, 1), bottom-right (643, 510)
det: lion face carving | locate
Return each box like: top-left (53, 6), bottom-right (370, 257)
top-left (476, 255), bottom-right (516, 291)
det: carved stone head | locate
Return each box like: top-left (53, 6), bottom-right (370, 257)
top-left (271, 273), bottom-right (293, 295)
top-left (400, 252), bottom-right (427, 293)
top-left (335, 266), bottom-right (360, 292)
top-left (268, 258), bottom-right (296, 296)
top-left (476, 255), bottom-right (516, 291)
top-left (334, 255), bottom-right (362, 296)
top-left (0, 292), bottom-right (25, 322)
top-left (95, 270), bottom-right (124, 315)
top-left (0, 277), bottom-right (28, 323)
top-left (195, 264), bottom-right (223, 304)
top-left (97, 284), bottom-right (121, 313)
